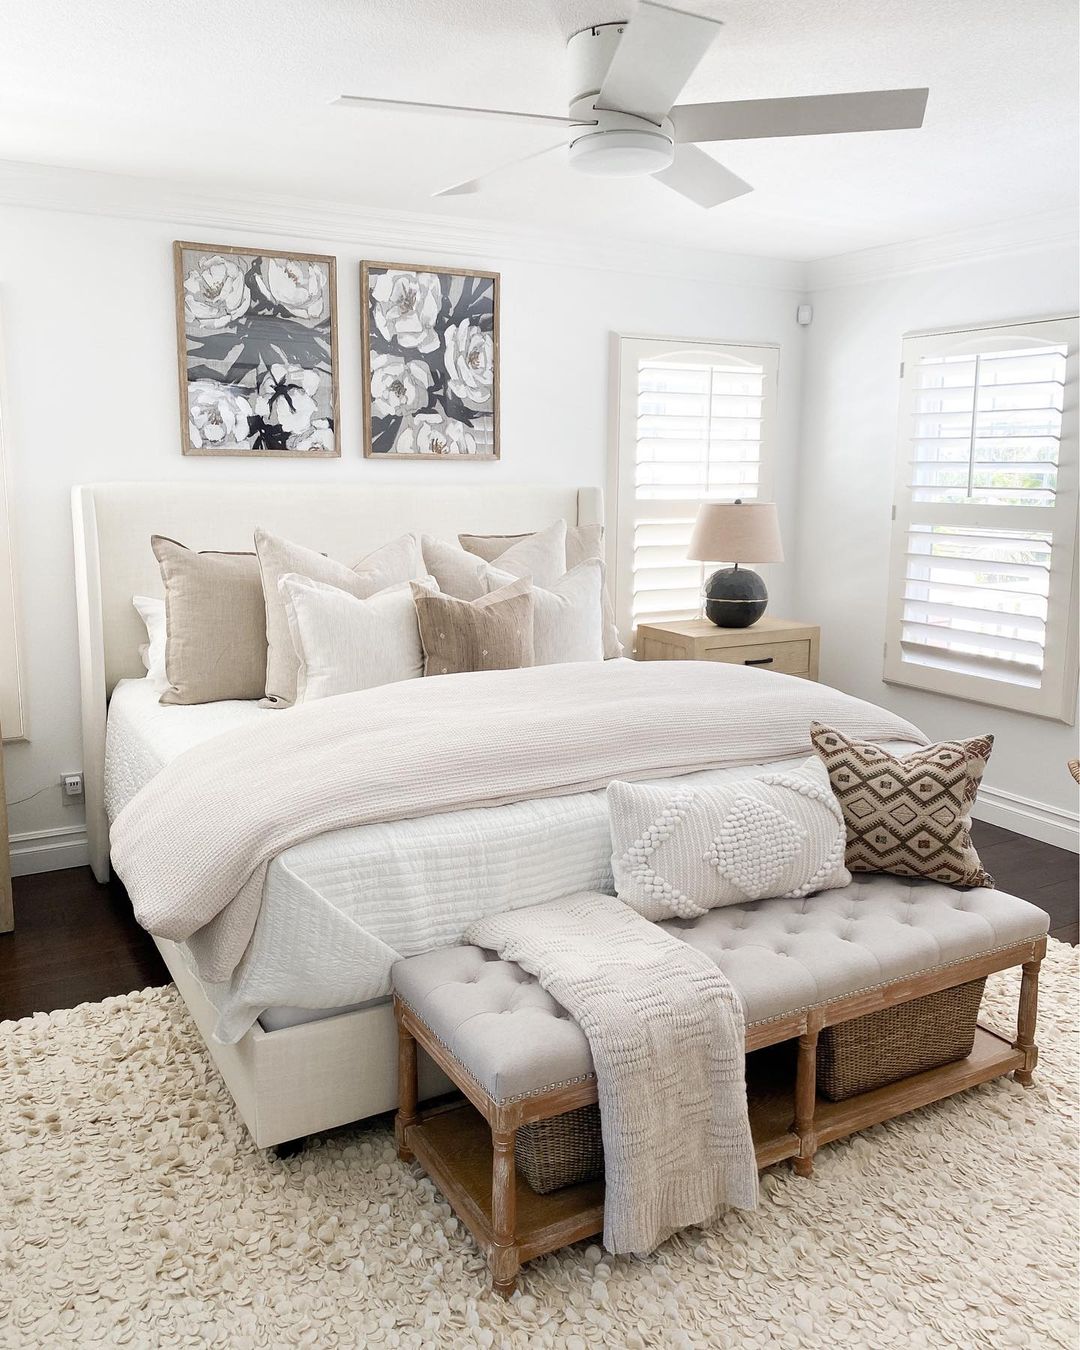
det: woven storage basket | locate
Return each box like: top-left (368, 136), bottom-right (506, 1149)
top-left (817, 977), bottom-right (987, 1102)
top-left (516, 1103), bottom-right (604, 1195)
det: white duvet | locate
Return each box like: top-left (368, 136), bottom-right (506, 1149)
top-left (106, 675), bottom-right (919, 1044)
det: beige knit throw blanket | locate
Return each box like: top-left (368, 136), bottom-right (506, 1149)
top-left (467, 890), bottom-right (759, 1255)
top-left (111, 658), bottom-right (925, 983)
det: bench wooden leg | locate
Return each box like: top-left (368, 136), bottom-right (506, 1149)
top-left (793, 1028), bottom-right (819, 1177)
top-left (395, 1010), bottom-right (419, 1163)
top-left (1013, 958), bottom-right (1041, 1087)
top-left (490, 1127), bottom-right (519, 1298)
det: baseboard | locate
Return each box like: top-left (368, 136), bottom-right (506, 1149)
top-left (972, 787), bottom-right (1079, 854)
top-left (9, 824), bottom-right (90, 876)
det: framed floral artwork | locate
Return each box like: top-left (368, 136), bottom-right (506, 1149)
top-left (173, 241), bottom-right (340, 457)
top-left (361, 261), bottom-right (499, 459)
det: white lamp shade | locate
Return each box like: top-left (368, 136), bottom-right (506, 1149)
top-left (687, 501), bottom-right (784, 564)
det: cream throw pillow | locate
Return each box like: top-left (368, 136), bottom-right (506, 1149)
top-left (255, 527), bottom-right (426, 707)
top-left (485, 560), bottom-right (605, 665)
top-left (421, 520), bottom-right (567, 601)
top-left (151, 536), bottom-right (267, 705)
top-left (279, 573), bottom-right (437, 702)
top-left (460, 521), bottom-right (622, 659)
top-left (459, 522), bottom-right (602, 570)
top-left (608, 757), bottom-right (850, 920)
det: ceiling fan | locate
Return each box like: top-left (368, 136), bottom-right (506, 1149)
top-left (336, 2), bottom-right (929, 209)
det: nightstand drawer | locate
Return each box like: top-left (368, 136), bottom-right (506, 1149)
top-left (702, 639), bottom-right (812, 677)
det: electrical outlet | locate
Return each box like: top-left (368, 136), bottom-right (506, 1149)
top-left (62, 772), bottom-right (84, 803)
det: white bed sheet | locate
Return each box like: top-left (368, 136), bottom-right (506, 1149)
top-left (105, 676), bottom-right (909, 1046)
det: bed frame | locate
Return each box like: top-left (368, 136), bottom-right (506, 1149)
top-left (71, 480), bottom-right (604, 1147)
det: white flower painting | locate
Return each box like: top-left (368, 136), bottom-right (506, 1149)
top-left (362, 261), bottom-right (499, 459)
top-left (175, 242), bottom-right (339, 456)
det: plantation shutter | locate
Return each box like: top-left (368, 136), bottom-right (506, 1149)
top-left (611, 336), bottom-right (779, 642)
top-left (884, 315), bottom-right (1079, 721)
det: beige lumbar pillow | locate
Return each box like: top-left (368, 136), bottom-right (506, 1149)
top-left (422, 520), bottom-right (567, 601)
top-left (486, 560), bottom-right (605, 665)
top-left (810, 723), bottom-right (995, 888)
top-left (151, 535), bottom-right (267, 705)
top-left (459, 520), bottom-right (622, 659)
top-left (279, 573), bottom-right (437, 702)
top-left (255, 527), bottom-right (426, 707)
top-left (412, 577), bottom-right (534, 676)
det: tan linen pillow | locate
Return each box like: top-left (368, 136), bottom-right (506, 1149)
top-left (810, 722), bottom-right (995, 888)
top-left (255, 528), bottom-right (426, 707)
top-left (151, 535), bottom-right (267, 705)
top-left (459, 521), bottom-right (622, 659)
top-left (412, 577), bottom-right (534, 676)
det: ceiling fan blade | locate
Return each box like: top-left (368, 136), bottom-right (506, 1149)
top-left (652, 144), bottom-right (753, 208)
top-left (672, 88), bottom-right (930, 143)
top-left (334, 94), bottom-right (580, 127)
top-left (433, 142), bottom-right (564, 197)
top-left (597, 2), bottom-right (722, 123)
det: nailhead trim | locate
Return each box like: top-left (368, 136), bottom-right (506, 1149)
top-left (397, 930), bottom-right (1044, 1103)
top-left (395, 992), bottom-right (596, 1107)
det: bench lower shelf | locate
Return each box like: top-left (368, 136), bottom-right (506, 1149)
top-left (407, 1024), bottom-right (1023, 1262)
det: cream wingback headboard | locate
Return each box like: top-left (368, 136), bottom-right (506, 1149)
top-left (72, 480), bottom-right (603, 882)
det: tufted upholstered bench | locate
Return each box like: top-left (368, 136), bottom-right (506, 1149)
top-left (392, 874), bottom-right (1049, 1295)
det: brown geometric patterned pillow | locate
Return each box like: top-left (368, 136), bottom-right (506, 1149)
top-left (810, 722), bottom-right (994, 888)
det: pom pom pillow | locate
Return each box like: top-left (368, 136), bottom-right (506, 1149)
top-left (608, 756), bottom-right (849, 920)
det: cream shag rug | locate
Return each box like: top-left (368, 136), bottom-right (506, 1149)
top-left (1, 943), bottom-right (1077, 1350)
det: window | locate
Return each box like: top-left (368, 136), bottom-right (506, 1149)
top-left (884, 315), bottom-right (1079, 722)
top-left (610, 335), bottom-right (779, 641)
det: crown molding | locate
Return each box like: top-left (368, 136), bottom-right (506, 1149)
top-left (0, 158), bottom-right (807, 292)
top-left (806, 207), bottom-right (1080, 292)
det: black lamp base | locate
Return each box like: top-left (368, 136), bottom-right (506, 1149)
top-left (703, 566), bottom-right (768, 628)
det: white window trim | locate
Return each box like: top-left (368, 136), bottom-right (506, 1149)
top-left (883, 313), bottom-right (1079, 724)
top-left (608, 332), bottom-right (780, 646)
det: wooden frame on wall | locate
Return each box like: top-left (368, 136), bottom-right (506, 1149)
top-left (360, 260), bottom-right (500, 460)
top-left (173, 240), bottom-right (341, 459)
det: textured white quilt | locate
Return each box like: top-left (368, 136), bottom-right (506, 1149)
top-left (111, 659), bottom-right (926, 984)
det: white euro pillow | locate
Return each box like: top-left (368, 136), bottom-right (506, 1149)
top-left (256, 527), bottom-right (427, 708)
top-left (132, 595), bottom-right (167, 688)
top-left (422, 519), bottom-right (567, 600)
top-left (608, 757), bottom-right (850, 920)
top-left (486, 560), bottom-right (605, 665)
top-left (279, 573), bottom-right (437, 703)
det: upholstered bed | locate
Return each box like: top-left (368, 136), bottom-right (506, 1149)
top-left (72, 480), bottom-right (925, 1150)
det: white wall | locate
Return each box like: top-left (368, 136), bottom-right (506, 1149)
top-left (798, 235), bottom-right (1080, 848)
top-left (0, 173), bottom-right (806, 870)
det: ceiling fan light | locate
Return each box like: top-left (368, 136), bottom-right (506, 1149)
top-left (568, 128), bottom-right (675, 177)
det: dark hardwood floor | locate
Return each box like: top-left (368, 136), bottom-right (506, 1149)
top-left (1, 819), bottom-right (1076, 1022)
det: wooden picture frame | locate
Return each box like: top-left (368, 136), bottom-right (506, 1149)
top-left (361, 260), bottom-right (499, 460)
top-left (174, 241), bottom-right (340, 458)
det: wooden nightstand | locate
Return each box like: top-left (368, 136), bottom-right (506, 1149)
top-left (636, 617), bottom-right (820, 681)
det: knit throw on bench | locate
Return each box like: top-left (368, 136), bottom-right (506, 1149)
top-left (466, 891), bottom-right (758, 1255)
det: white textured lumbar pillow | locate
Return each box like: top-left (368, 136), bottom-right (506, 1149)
top-left (279, 573), bottom-right (437, 702)
top-left (608, 757), bottom-right (850, 920)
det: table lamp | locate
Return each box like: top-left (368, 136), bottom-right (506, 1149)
top-left (687, 499), bottom-right (784, 628)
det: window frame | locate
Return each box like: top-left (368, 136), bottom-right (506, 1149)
top-left (883, 313), bottom-right (1079, 724)
top-left (608, 332), bottom-right (780, 646)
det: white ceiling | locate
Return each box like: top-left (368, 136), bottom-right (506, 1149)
top-left (1, 0), bottom-right (1076, 261)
